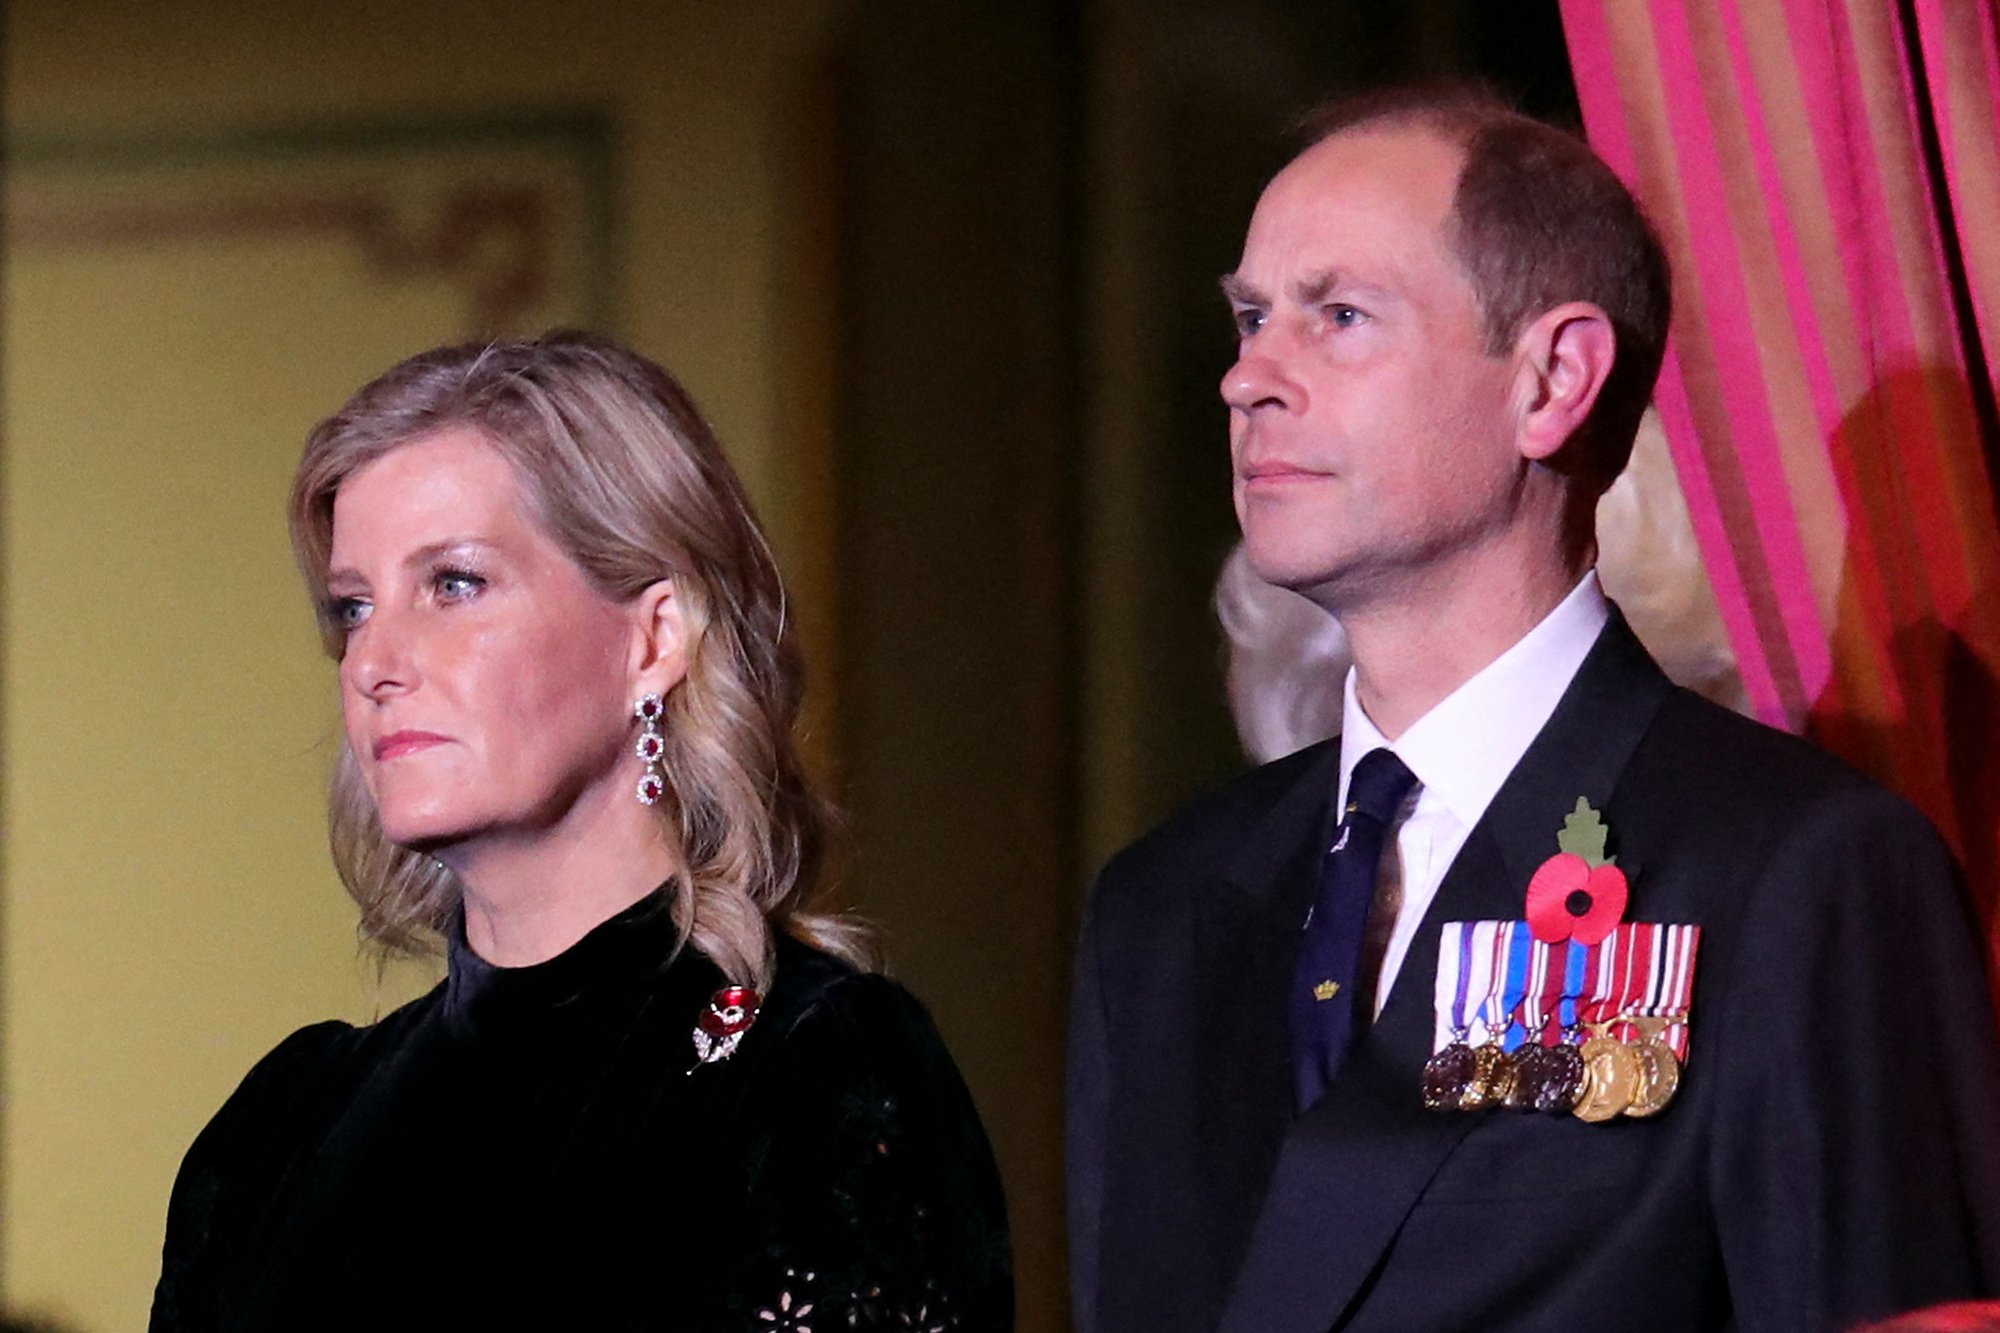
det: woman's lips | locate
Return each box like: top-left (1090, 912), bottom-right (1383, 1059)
top-left (374, 731), bottom-right (450, 762)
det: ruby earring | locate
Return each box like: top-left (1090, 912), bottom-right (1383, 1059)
top-left (634, 694), bottom-right (666, 805)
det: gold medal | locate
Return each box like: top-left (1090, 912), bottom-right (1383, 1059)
top-left (1572, 1023), bottom-right (1640, 1122)
top-left (1458, 1039), bottom-right (1518, 1111)
top-left (1620, 1014), bottom-right (1682, 1118)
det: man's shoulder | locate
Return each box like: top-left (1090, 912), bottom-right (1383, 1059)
top-left (1625, 686), bottom-right (1953, 887)
top-left (1641, 686), bottom-right (1909, 817)
top-left (1093, 738), bottom-right (1336, 906)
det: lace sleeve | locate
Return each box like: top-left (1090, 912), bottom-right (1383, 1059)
top-left (728, 974), bottom-right (1012, 1332)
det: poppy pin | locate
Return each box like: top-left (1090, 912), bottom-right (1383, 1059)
top-left (691, 985), bottom-right (763, 1066)
top-left (1524, 798), bottom-right (1629, 945)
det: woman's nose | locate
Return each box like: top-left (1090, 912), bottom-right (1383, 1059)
top-left (341, 608), bottom-right (416, 703)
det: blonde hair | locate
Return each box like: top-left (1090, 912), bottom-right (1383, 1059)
top-left (290, 331), bottom-right (862, 988)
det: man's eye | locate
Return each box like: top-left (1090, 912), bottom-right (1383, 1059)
top-left (1233, 307), bottom-right (1266, 338)
top-left (1328, 304), bottom-right (1366, 328)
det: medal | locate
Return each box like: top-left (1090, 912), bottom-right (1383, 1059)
top-left (1504, 931), bottom-right (1567, 1110)
top-left (1427, 785), bottom-right (1705, 1124)
top-left (1618, 923), bottom-right (1698, 1116)
top-left (1622, 1016), bottom-right (1682, 1117)
top-left (1461, 922), bottom-right (1529, 1110)
top-left (1422, 923), bottom-right (1480, 1111)
top-left (1574, 1022), bottom-right (1642, 1121)
top-left (1422, 1041), bottom-right (1477, 1111)
top-left (1534, 941), bottom-right (1593, 1112)
top-left (1459, 1041), bottom-right (1517, 1110)
top-left (1535, 1035), bottom-right (1588, 1113)
top-left (1573, 928), bottom-right (1643, 1121)
top-left (1503, 1042), bottom-right (1548, 1110)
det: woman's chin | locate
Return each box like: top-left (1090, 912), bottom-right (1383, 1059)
top-left (377, 805), bottom-right (477, 853)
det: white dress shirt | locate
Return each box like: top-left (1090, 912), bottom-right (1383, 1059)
top-left (1337, 571), bottom-right (1610, 1016)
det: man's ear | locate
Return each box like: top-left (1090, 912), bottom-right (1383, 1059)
top-left (1513, 302), bottom-right (1617, 464)
top-left (628, 578), bottom-right (689, 699)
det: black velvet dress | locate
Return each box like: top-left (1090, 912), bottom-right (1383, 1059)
top-left (149, 891), bottom-right (1013, 1331)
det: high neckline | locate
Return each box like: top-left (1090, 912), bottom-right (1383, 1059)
top-left (441, 886), bottom-right (685, 1043)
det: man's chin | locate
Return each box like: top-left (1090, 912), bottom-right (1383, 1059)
top-left (1239, 539), bottom-right (1350, 597)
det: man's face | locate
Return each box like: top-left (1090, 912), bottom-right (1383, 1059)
top-left (1223, 124), bottom-right (1526, 607)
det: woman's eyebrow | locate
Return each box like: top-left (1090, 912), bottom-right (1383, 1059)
top-left (325, 537), bottom-right (498, 587)
top-left (400, 537), bottom-right (495, 569)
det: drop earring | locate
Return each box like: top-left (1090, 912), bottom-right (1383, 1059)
top-left (634, 693), bottom-right (666, 805)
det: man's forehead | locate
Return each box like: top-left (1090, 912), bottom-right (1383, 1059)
top-left (1234, 125), bottom-right (1463, 283)
top-left (1274, 123), bottom-right (1462, 217)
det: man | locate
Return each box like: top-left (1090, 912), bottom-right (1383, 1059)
top-left (1067, 86), bottom-right (2000, 1333)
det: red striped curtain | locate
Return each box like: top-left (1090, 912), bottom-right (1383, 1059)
top-left (1558, 0), bottom-right (2000, 983)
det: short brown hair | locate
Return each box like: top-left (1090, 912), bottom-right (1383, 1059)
top-left (1301, 84), bottom-right (1672, 486)
top-left (292, 331), bottom-right (860, 987)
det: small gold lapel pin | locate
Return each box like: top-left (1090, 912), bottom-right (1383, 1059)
top-left (1313, 980), bottom-right (1340, 1001)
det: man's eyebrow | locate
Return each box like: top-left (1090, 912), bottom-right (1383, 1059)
top-left (1219, 273), bottom-right (1263, 305)
top-left (1220, 270), bottom-right (1361, 307)
top-left (1294, 270), bottom-right (1341, 305)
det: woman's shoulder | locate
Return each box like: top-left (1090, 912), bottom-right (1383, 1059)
top-left (722, 938), bottom-right (1012, 1330)
top-left (757, 935), bottom-right (947, 1060)
top-left (180, 990), bottom-right (440, 1175)
top-left (201, 1020), bottom-right (361, 1141)
top-left (158, 1020), bottom-right (365, 1287)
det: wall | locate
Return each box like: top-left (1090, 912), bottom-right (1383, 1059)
top-left (3, 4), bottom-right (1605, 1330)
top-left (2, 3), bottom-right (838, 1327)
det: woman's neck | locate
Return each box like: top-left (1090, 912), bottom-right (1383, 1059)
top-left (443, 782), bottom-right (682, 967)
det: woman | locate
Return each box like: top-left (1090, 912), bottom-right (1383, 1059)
top-left (150, 332), bottom-right (1012, 1331)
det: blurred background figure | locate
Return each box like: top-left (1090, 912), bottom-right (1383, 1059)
top-left (1219, 411), bottom-right (1746, 764)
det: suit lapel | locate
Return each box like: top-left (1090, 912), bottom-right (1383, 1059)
top-left (1217, 612), bottom-right (1675, 1333)
top-left (1185, 738), bottom-right (1343, 1294)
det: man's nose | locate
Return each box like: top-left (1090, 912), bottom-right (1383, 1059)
top-left (1221, 340), bottom-right (1303, 416)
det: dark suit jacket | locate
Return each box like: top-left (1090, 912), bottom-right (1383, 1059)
top-left (1068, 614), bottom-right (2000, 1333)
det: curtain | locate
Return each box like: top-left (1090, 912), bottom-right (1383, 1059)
top-left (1559, 0), bottom-right (2000, 985)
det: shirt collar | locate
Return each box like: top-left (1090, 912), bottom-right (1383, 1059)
top-left (1338, 571), bottom-right (1610, 829)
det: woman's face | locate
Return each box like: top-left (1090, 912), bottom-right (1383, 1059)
top-left (326, 426), bottom-right (659, 851)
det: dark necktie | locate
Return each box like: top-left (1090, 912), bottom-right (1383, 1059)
top-left (1290, 746), bottom-right (1419, 1111)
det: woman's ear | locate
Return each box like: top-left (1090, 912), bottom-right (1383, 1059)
top-left (629, 578), bottom-right (689, 699)
top-left (1513, 301), bottom-right (1618, 463)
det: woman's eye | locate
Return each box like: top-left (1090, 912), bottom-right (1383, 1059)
top-left (330, 597), bottom-right (371, 630)
top-left (434, 568), bottom-right (487, 601)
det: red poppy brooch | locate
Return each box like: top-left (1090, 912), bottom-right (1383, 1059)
top-left (692, 984), bottom-right (763, 1066)
top-left (1525, 798), bottom-right (1629, 945)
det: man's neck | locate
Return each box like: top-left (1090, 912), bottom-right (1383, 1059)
top-left (1338, 545), bottom-right (1590, 740)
